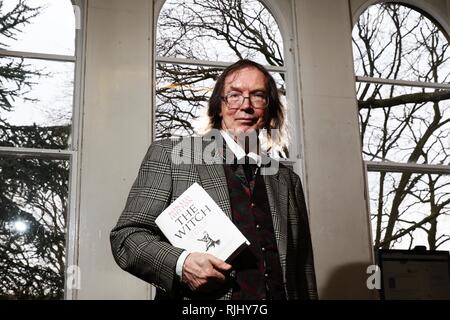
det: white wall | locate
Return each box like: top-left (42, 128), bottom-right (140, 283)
top-left (77, 0), bottom-right (154, 299)
top-left (292, 0), bottom-right (373, 299)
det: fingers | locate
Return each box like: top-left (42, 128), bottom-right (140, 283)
top-left (209, 268), bottom-right (226, 282)
top-left (208, 255), bottom-right (232, 271)
top-left (181, 252), bottom-right (232, 293)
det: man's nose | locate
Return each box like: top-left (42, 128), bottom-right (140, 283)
top-left (240, 96), bottom-right (254, 111)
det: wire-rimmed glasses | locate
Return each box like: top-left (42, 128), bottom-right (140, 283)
top-left (221, 92), bottom-right (268, 109)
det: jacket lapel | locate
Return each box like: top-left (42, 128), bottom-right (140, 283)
top-left (196, 164), bottom-right (233, 220)
top-left (195, 137), bottom-right (233, 220)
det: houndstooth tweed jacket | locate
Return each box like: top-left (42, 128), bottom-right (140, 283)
top-left (110, 136), bottom-right (318, 300)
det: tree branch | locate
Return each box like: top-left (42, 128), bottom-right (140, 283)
top-left (358, 90), bottom-right (450, 109)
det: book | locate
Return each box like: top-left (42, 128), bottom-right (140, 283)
top-left (155, 182), bottom-right (250, 262)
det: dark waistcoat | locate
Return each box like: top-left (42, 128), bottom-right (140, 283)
top-left (223, 163), bottom-right (286, 300)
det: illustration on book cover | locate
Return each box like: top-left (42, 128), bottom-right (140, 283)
top-left (197, 231), bottom-right (221, 251)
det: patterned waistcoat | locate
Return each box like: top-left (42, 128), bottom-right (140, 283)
top-left (223, 163), bottom-right (286, 300)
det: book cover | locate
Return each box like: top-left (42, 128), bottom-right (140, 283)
top-left (155, 183), bottom-right (250, 262)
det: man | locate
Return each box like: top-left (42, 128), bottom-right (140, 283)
top-left (110, 59), bottom-right (317, 300)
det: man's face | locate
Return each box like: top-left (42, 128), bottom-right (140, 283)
top-left (220, 66), bottom-right (268, 135)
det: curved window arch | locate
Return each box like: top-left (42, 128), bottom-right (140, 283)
top-left (353, 0), bottom-right (450, 35)
top-left (352, 2), bottom-right (450, 250)
top-left (155, 0), bottom-right (287, 145)
top-left (0, 0), bottom-right (81, 299)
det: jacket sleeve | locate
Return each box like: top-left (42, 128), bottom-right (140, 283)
top-left (294, 175), bottom-right (319, 300)
top-left (110, 140), bottom-right (184, 293)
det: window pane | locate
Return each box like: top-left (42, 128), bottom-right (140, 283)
top-left (0, 156), bottom-right (69, 299)
top-left (157, 0), bottom-right (284, 66)
top-left (0, 0), bottom-right (76, 56)
top-left (352, 3), bottom-right (450, 84)
top-left (0, 57), bottom-right (74, 149)
top-left (155, 63), bottom-right (286, 139)
top-left (358, 84), bottom-right (450, 165)
top-left (367, 171), bottom-right (450, 250)
top-left (156, 63), bottom-right (220, 139)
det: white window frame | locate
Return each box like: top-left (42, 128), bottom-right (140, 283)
top-left (352, 0), bottom-right (450, 249)
top-left (0, 0), bottom-right (85, 300)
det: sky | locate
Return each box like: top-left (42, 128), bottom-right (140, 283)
top-left (1, 0), bottom-right (75, 126)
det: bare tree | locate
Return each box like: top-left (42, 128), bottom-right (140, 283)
top-left (155, 0), bottom-right (284, 139)
top-left (353, 3), bottom-right (450, 249)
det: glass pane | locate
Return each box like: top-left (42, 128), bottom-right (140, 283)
top-left (0, 156), bottom-right (69, 299)
top-left (0, 57), bottom-right (74, 149)
top-left (155, 63), bottom-right (286, 139)
top-left (352, 3), bottom-right (450, 84)
top-left (367, 171), bottom-right (450, 250)
top-left (157, 0), bottom-right (284, 66)
top-left (0, 0), bottom-right (76, 56)
top-left (156, 63), bottom-right (220, 139)
top-left (358, 84), bottom-right (450, 165)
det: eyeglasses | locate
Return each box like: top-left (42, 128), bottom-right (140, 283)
top-left (221, 92), bottom-right (268, 109)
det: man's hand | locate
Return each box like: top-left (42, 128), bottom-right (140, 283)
top-left (181, 252), bottom-right (232, 293)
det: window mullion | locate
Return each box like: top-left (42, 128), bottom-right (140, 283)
top-left (366, 161), bottom-right (450, 175)
top-left (0, 49), bottom-right (76, 63)
top-left (0, 146), bottom-right (73, 160)
top-left (356, 76), bottom-right (450, 90)
top-left (155, 55), bottom-right (287, 73)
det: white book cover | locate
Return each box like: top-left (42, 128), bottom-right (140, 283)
top-left (155, 183), bottom-right (250, 262)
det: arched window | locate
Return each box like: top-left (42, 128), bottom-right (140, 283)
top-left (352, 2), bottom-right (450, 250)
top-left (155, 0), bottom-right (287, 153)
top-left (0, 0), bottom-right (82, 299)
